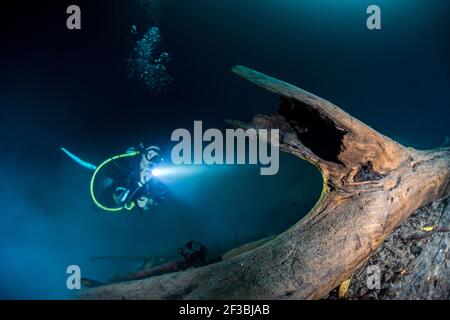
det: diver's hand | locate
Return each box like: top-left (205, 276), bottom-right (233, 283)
top-left (139, 168), bottom-right (153, 185)
top-left (136, 196), bottom-right (155, 211)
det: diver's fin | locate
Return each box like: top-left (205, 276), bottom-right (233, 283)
top-left (60, 147), bottom-right (97, 171)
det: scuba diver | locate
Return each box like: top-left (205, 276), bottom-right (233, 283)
top-left (111, 144), bottom-right (167, 211)
top-left (61, 143), bottom-right (167, 212)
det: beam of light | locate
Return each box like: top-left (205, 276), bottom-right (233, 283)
top-left (151, 165), bottom-right (203, 180)
top-left (151, 167), bottom-right (164, 177)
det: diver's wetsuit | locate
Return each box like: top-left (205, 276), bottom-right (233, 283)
top-left (123, 168), bottom-right (167, 206)
top-left (113, 145), bottom-right (167, 210)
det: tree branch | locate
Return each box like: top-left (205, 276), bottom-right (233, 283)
top-left (79, 66), bottom-right (450, 300)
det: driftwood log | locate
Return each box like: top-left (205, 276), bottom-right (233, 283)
top-left (79, 66), bottom-right (450, 299)
top-left (327, 197), bottom-right (450, 299)
top-left (111, 241), bottom-right (210, 283)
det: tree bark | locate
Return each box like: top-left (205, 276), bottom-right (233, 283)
top-left (79, 66), bottom-right (450, 300)
top-left (327, 197), bottom-right (450, 299)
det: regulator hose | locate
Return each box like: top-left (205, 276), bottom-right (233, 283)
top-left (90, 151), bottom-right (140, 212)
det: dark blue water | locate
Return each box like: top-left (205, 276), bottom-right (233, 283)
top-left (0, 0), bottom-right (448, 299)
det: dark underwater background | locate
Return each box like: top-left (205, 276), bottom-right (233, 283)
top-left (0, 0), bottom-right (449, 299)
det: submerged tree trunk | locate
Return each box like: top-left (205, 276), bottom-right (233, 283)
top-left (79, 66), bottom-right (450, 300)
top-left (328, 197), bottom-right (450, 300)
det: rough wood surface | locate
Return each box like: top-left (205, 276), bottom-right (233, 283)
top-left (328, 198), bottom-right (450, 300)
top-left (79, 66), bottom-right (450, 300)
